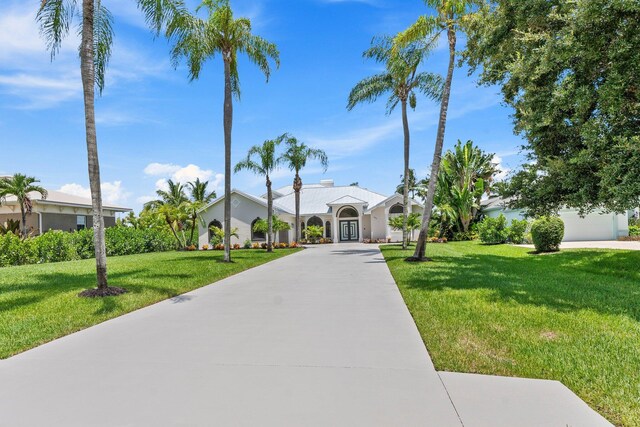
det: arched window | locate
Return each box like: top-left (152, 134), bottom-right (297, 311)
top-left (307, 216), bottom-right (323, 227)
top-left (389, 203), bottom-right (404, 214)
top-left (208, 220), bottom-right (222, 241)
top-left (251, 217), bottom-right (265, 241)
top-left (338, 206), bottom-right (358, 218)
top-left (325, 221), bottom-right (331, 238)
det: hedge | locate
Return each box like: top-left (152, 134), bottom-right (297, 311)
top-left (531, 216), bottom-right (565, 252)
top-left (0, 227), bottom-right (177, 268)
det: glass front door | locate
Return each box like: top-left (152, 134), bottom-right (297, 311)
top-left (339, 220), bottom-right (359, 241)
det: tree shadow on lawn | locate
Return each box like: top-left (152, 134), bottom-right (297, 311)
top-left (392, 249), bottom-right (640, 321)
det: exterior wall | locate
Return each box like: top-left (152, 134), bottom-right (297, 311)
top-left (362, 215), bottom-right (372, 240)
top-left (41, 213), bottom-right (116, 233)
top-left (485, 208), bottom-right (628, 241)
top-left (369, 206), bottom-right (388, 241)
top-left (300, 214), bottom-right (333, 240)
top-left (199, 194), bottom-right (272, 248)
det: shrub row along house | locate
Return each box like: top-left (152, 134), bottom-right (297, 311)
top-left (484, 196), bottom-right (630, 241)
top-left (198, 179), bottom-right (423, 247)
top-left (0, 181), bottom-right (131, 236)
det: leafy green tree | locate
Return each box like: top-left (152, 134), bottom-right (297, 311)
top-left (278, 135), bottom-right (328, 242)
top-left (396, 0), bottom-right (480, 260)
top-left (166, 0), bottom-right (279, 262)
top-left (348, 36), bottom-right (442, 250)
top-left (464, 0), bottom-right (640, 215)
top-left (37, 0), bottom-right (183, 295)
top-left (0, 174), bottom-right (47, 238)
top-left (209, 225), bottom-right (239, 246)
top-left (234, 135), bottom-right (283, 252)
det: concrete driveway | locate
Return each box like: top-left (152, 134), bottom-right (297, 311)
top-left (0, 244), bottom-right (612, 426)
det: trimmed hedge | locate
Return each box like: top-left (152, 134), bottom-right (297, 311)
top-left (508, 219), bottom-right (529, 244)
top-left (477, 214), bottom-right (509, 244)
top-left (0, 227), bottom-right (177, 268)
top-left (531, 216), bottom-right (565, 252)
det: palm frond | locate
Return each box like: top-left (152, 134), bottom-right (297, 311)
top-left (93, 3), bottom-right (114, 93)
top-left (347, 73), bottom-right (394, 110)
top-left (394, 14), bottom-right (441, 48)
top-left (37, 0), bottom-right (77, 60)
top-left (414, 72), bottom-right (445, 102)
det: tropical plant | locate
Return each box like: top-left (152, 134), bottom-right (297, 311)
top-left (166, 0), bottom-right (279, 262)
top-left (477, 214), bottom-right (509, 245)
top-left (304, 225), bottom-right (324, 244)
top-left (186, 178), bottom-right (216, 246)
top-left (396, 0), bottom-right (479, 260)
top-left (0, 174), bottom-right (47, 238)
top-left (396, 169), bottom-right (429, 201)
top-left (348, 36), bottom-right (442, 250)
top-left (436, 140), bottom-right (498, 233)
top-left (209, 226), bottom-right (239, 246)
top-left (252, 216), bottom-right (291, 234)
top-left (278, 135), bottom-right (328, 242)
top-left (235, 135), bottom-right (283, 252)
top-left (0, 219), bottom-right (21, 236)
top-left (388, 213), bottom-right (422, 245)
top-left (36, 0), bottom-right (183, 295)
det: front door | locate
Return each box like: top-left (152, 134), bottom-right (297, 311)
top-left (339, 220), bottom-right (359, 242)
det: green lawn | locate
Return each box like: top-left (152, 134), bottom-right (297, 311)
top-left (381, 241), bottom-right (640, 427)
top-left (0, 248), bottom-right (299, 359)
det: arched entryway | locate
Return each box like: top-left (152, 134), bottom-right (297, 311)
top-left (208, 219), bottom-right (222, 242)
top-left (251, 217), bottom-right (265, 241)
top-left (338, 206), bottom-right (359, 242)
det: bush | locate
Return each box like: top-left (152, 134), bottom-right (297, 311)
top-left (531, 216), bottom-right (564, 252)
top-left (243, 239), bottom-right (252, 249)
top-left (508, 219), bottom-right (529, 244)
top-left (629, 225), bottom-right (640, 237)
top-left (34, 231), bottom-right (77, 263)
top-left (477, 215), bottom-right (509, 244)
top-left (0, 233), bottom-right (37, 267)
top-left (451, 231), bottom-right (476, 241)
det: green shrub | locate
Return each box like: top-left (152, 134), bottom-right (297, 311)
top-left (629, 225), bottom-right (640, 237)
top-left (531, 216), bottom-right (565, 252)
top-left (304, 225), bottom-right (324, 243)
top-left (451, 231), bottom-right (477, 241)
top-left (508, 219), bottom-right (529, 244)
top-left (69, 228), bottom-right (95, 259)
top-left (477, 214), bottom-right (509, 244)
top-left (0, 233), bottom-right (37, 267)
top-left (34, 231), bottom-right (77, 263)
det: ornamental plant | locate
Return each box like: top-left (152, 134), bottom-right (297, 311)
top-left (477, 214), bottom-right (509, 244)
top-left (531, 216), bottom-right (564, 252)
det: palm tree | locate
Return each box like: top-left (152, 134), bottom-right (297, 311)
top-left (144, 179), bottom-right (190, 247)
top-left (348, 36), bottom-right (442, 249)
top-left (37, 0), bottom-right (184, 295)
top-left (166, 0), bottom-right (279, 262)
top-left (278, 135), bottom-right (328, 242)
top-left (234, 135), bottom-right (282, 252)
top-left (396, 0), bottom-right (478, 260)
top-left (0, 174), bottom-right (47, 238)
top-left (186, 178), bottom-right (216, 246)
top-left (396, 168), bottom-right (430, 201)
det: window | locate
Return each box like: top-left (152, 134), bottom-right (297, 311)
top-left (208, 220), bottom-right (222, 242)
top-left (325, 221), bottom-right (331, 238)
top-left (251, 217), bottom-right (265, 241)
top-left (338, 207), bottom-right (358, 218)
top-left (307, 216), bottom-right (323, 227)
top-left (76, 215), bottom-right (86, 231)
top-left (389, 203), bottom-right (404, 214)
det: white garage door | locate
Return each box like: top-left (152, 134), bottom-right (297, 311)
top-left (560, 211), bottom-right (615, 241)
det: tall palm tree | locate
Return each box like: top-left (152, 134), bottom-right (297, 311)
top-left (278, 135), bottom-right (328, 242)
top-left (396, 0), bottom-right (479, 260)
top-left (0, 174), bottom-right (48, 238)
top-left (144, 180), bottom-right (189, 247)
top-left (348, 36), bottom-right (442, 249)
top-left (187, 178), bottom-right (216, 246)
top-left (234, 135), bottom-right (283, 252)
top-left (166, 0), bottom-right (279, 262)
top-left (37, 0), bottom-right (185, 295)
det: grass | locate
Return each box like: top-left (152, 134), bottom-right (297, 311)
top-left (381, 241), bottom-right (640, 427)
top-left (0, 248), bottom-right (299, 359)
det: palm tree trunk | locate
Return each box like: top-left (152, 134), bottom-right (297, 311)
top-left (401, 98), bottom-right (410, 250)
top-left (293, 172), bottom-right (302, 242)
top-left (19, 202), bottom-right (27, 239)
top-left (410, 27), bottom-right (457, 261)
top-left (189, 212), bottom-right (196, 246)
top-left (223, 54), bottom-right (233, 262)
top-left (266, 175), bottom-right (273, 253)
top-left (81, 0), bottom-right (108, 287)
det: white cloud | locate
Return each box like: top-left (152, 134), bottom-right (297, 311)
top-left (141, 163), bottom-right (224, 202)
top-left (58, 181), bottom-right (132, 205)
top-left (144, 163), bottom-right (182, 176)
top-left (492, 155), bottom-right (511, 181)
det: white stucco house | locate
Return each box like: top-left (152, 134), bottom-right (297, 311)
top-left (198, 179), bottom-right (423, 247)
top-left (483, 196), bottom-right (630, 241)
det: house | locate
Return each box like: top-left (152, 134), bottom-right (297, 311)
top-left (198, 179), bottom-right (423, 246)
top-left (0, 188), bottom-right (132, 235)
top-left (483, 196), bottom-right (630, 241)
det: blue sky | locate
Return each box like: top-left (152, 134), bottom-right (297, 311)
top-left (0, 0), bottom-right (524, 213)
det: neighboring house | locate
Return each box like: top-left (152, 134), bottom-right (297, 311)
top-left (0, 189), bottom-right (132, 235)
top-left (198, 179), bottom-right (423, 246)
top-left (483, 196), bottom-right (629, 241)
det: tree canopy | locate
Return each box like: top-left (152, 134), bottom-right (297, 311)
top-left (465, 0), bottom-right (640, 215)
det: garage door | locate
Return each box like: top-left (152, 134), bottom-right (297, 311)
top-left (560, 212), bottom-right (615, 241)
